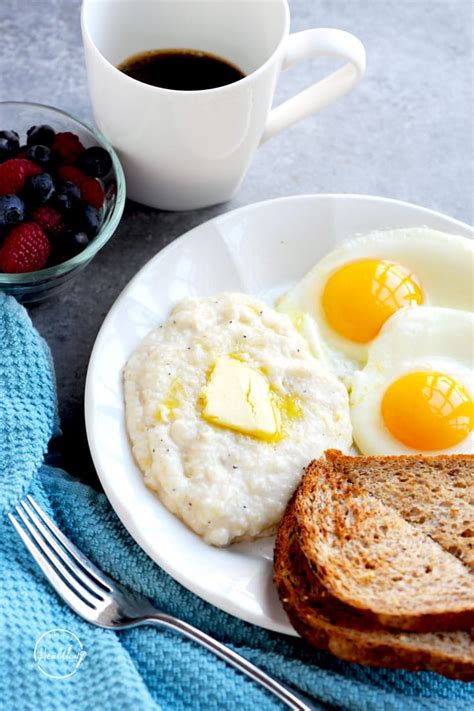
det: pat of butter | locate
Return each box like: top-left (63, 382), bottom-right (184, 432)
top-left (201, 356), bottom-right (280, 439)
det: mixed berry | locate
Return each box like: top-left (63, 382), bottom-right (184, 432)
top-left (0, 125), bottom-right (112, 274)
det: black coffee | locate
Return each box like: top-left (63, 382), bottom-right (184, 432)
top-left (117, 48), bottom-right (245, 90)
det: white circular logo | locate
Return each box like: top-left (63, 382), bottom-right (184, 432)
top-left (34, 628), bottom-right (87, 679)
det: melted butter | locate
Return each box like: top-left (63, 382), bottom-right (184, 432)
top-left (275, 391), bottom-right (304, 420)
top-left (264, 390), bottom-right (304, 443)
top-left (227, 352), bottom-right (246, 362)
top-left (155, 378), bottom-right (184, 422)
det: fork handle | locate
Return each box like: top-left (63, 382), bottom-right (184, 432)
top-left (142, 613), bottom-right (314, 710)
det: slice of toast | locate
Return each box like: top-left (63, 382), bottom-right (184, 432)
top-left (274, 498), bottom-right (474, 681)
top-left (294, 456), bottom-right (474, 633)
top-left (324, 450), bottom-right (474, 568)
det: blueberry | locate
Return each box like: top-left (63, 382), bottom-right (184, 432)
top-left (0, 194), bottom-right (25, 226)
top-left (24, 173), bottom-right (56, 204)
top-left (79, 204), bottom-right (102, 236)
top-left (0, 138), bottom-right (14, 163)
top-left (0, 130), bottom-right (20, 162)
top-left (0, 130), bottom-right (20, 145)
top-left (25, 144), bottom-right (52, 168)
top-left (76, 146), bottom-right (112, 178)
top-left (54, 181), bottom-right (81, 212)
top-left (26, 124), bottom-right (55, 146)
top-left (62, 228), bottom-right (89, 257)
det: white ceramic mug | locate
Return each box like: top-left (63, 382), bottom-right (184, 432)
top-left (81, 0), bottom-right (366, 211)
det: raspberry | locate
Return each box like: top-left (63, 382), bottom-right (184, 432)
top-left (0, 162), bottom-right (24, 195)
top-left (0, 158), bottom-right (41, 195)
top-left (78, 177), bottom-right (104, 209)
top-left (58, 165), bottom-right (104, 208)
top-left (52, 132), bottom-right (85, 163)
top-left (20, 159), bottom-right (43, 177)
top-left (31, 206), bottom-right (64, 239)
top-left (0, 222), bottom-right (51, 273)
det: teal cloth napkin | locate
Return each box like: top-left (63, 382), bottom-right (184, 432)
top-left (0, 292), bottom-right (472, 711)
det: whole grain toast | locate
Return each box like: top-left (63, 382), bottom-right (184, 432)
top-left (293, 456), bottom-right (474, 633)
top-left (273, 497), bottom-right (474, 682)
top-left (324, 450), bottom-right (474, 568)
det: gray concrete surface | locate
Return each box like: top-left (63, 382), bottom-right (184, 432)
top-left (1, 0), bottom-right (473, 484)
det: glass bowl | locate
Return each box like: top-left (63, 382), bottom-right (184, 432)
top-left (0, 101), bottom-right (125, 304)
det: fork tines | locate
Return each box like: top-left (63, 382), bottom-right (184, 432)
top-left (9, 496), bottom-right (111, 616)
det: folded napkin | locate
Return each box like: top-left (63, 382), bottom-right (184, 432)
top-left (0, 292), bottom-right (472, 711)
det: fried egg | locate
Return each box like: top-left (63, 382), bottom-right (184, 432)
top-left (277, 228), bottom-right (474, 381)
top-left (350, 307), bottom-right (474, 455)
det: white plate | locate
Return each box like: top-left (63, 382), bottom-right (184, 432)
top-left (85, 194), bottom-right (473, 634)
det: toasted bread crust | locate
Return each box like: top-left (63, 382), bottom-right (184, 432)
top-left (292, 456), bottom-right (474, 633)
top-left (274, 498), bottom-right (474, 682)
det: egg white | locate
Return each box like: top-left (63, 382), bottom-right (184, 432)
top-left (277, 228), bottom-right (474, 381)
top-left (350, 307), bottom-right (474, 455)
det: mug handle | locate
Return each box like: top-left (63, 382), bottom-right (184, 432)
top-left (261, 28), bottom-right (366, 143)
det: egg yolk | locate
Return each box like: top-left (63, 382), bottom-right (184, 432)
top-left (381, 372), bottom-right (473, 451)
top-left (322, 259), bottom-right (423, 343)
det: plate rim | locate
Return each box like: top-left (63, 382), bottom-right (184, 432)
top-left (84, 192), bottom-right (473, 633)
top-left (87, 193), bottom-right (474, 320)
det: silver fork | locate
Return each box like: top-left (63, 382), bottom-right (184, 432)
top-left (9, 496), bottom-right (314, 711)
